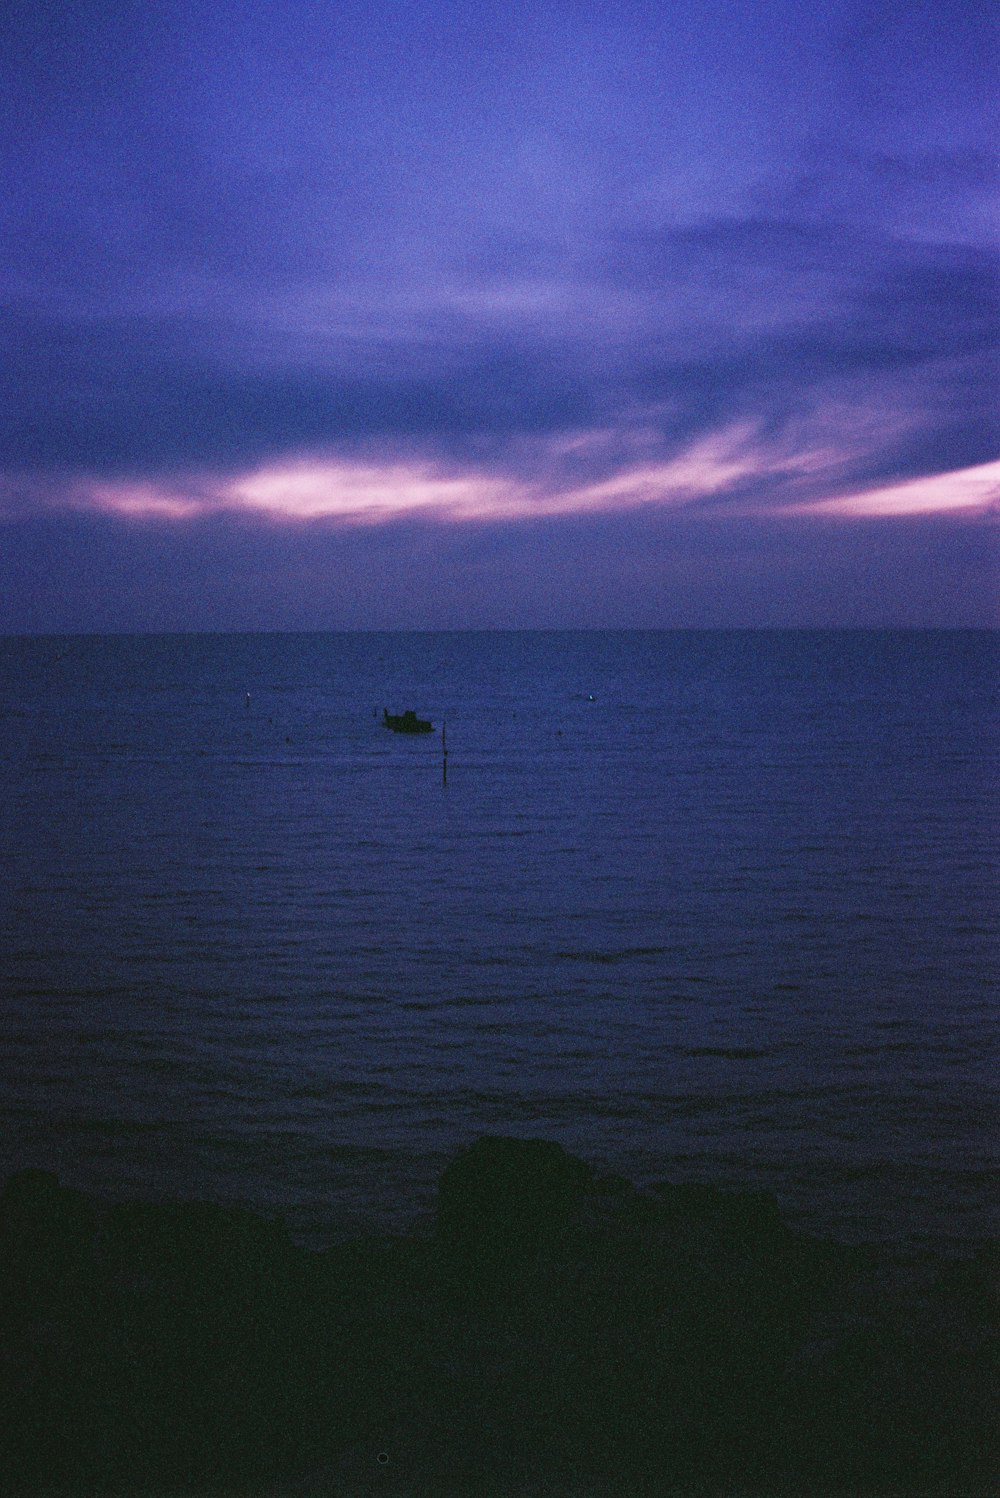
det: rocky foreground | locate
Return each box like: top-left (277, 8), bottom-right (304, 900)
top-left (1, 1137), bottom-right (997, 1496)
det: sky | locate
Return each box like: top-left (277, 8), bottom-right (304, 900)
top-left (1, 0), bottom-right (997, 630)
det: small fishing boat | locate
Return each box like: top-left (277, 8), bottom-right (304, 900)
top-left (383, 708), bottom-right (433, 734)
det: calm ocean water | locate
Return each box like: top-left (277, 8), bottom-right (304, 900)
top-left (1, 631), bottom-right (997, 1251)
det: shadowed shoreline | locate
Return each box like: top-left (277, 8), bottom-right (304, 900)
top-left (1, 1136), bottom-right (996, 1497)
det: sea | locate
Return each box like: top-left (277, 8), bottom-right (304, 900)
top-left (1, 630), bottom-right (997, 1253)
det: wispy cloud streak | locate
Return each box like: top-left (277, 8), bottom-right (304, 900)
top-left (14, 429), bottom-right (995, 532)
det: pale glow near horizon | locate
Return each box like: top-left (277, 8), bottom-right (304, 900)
top-left (20, 431), bottom-right (1000, 527)
top-left (61, 423), bottom-right (771, 525)
top-left (783, 458), bottom-right (1000, 518)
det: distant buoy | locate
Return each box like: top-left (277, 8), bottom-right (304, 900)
top-left (245, 692), bottom-right (251, 708)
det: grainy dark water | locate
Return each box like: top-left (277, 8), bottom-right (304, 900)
top-left (1, 631), bottom-right (996, 1250)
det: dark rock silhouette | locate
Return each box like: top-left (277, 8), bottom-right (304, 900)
top-left (648, 1178), bottom-right (787, 1238)
top-left (0, 1138), bottom-right (996, 1495)
top-left (0, 1169), bottom-right (99, 1315)
top-left (437, 1133), bottom-right (592, 1289)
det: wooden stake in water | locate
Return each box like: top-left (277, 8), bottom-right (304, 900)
top-left (442, 719), bottom-right (448, 786)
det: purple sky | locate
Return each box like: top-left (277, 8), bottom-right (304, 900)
top-left (1, 0), bottom-right (997, 630)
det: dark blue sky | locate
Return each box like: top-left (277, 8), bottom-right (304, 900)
top-left (1, 0), bottom-right (996, 629)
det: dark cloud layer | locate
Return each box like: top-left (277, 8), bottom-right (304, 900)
top-left (3, 226), bottom-right (996, 484)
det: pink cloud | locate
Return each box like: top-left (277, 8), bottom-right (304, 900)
top-left (4, 424), bottom-right (997, 530)
top-left (32, 422), bottom-right (771, 527)
top-left (781, 457), bottom-right (1000, 518)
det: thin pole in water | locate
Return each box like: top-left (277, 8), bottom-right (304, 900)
top-left (442, 719), bottom-right (448, 786)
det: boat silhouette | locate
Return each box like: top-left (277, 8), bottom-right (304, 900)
top-left (383, 708), bottom-right (433, 734)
